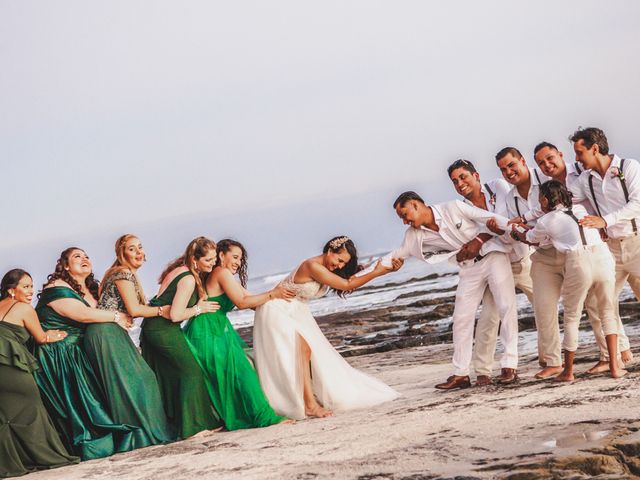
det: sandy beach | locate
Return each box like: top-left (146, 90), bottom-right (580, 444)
top-left (23, 285), bottom-right (640, 480)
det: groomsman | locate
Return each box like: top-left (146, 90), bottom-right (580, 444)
top-left (533, 141), bottom-right (636, 370)
top-left (569, 127), bottom-right (640, 368)
top-left (389, 192), bottom-right (518, 389)
top-left (448, 159), bottom-right (533, 385)
top-left (488, 147), bottom-right (563, 378)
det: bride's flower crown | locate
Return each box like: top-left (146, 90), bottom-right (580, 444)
top-left (329, 236), bottom-right (350, 250)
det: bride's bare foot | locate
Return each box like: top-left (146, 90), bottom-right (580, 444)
top-left (305, 404), bottom-right (333, 418)
top-left (621, 349), bottom-right (634, 364)
top-left (553, 370), bottom-right (575, 382)
top-left (586, 360), bottom-right (612, 374)
top-left (534, 366), bottom-right (563, 379)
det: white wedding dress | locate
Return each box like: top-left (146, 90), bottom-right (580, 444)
top-left (253, 266), bottom-right (399, 420)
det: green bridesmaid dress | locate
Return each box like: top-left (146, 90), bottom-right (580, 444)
top-left (83, 270), bottom-right (175, 448)
top-left (183, 293), bottom-right (285, 430)
top-left (0, 313), bottom-right (79, 478)
top-left (140, 271), bottom-right (222, 438)
top-left (34, 287), bottom-right (137, 461)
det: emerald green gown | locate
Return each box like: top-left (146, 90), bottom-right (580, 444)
top-left (140, 271), bottom-right (222, 438)
top-left (183, 293), bottom-right (285, 430)
top-left (83, 270), bottom-right (175, 448)
top-left (0, 317), bottom-right (79, 478)
top-left (34, 287), bottom-right (137, 461)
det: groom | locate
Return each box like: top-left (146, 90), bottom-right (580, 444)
top-left (388, 192), bottom-right (518, 389)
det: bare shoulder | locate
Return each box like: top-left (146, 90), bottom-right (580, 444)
top-left (48, 279), bottom-right (71, 289)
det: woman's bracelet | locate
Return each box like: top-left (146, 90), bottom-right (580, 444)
top-left (114, 311), bottom-right (121, 323)
top-left (157, 306), bottom-right (164, 317)
top-left (475, 236), bottom-right (485, 245)
top-left (44, 333), bottom-right (50, 344)
top-left (194, 305), bottom-right (202, 316)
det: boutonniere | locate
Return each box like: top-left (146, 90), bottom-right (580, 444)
top-left (489, 193), bottom-right (496, 208)
top-left (455, 221), bottom-right (462, 229)
top-left (610, 166), bottom-right (625, 180)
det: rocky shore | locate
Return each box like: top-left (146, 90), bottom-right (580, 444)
top-left (24, 271), bottom-right (640, 480)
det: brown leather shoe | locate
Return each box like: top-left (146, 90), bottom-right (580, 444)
top-left (475, 375), bottom-right (493, 387)
top-left (495, 368), bottom-right (518, 385)
top-left (435, 375), bottom-right (471, 390)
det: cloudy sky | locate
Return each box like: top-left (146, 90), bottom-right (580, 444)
top-left (1, 1), bottom-right (639, 288)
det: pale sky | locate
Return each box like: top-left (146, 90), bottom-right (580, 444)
top-left (2, 1), bottom-right (640, 288)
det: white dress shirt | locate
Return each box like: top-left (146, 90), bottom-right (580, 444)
top-left (569, 155), bottom-right (640, 239)
top-left (525, 205), bottom-right (603, 252)
top-left (564, 161), bottom-right (596, 215)
top-left (465, 177), bottom-right (527, 262)
top-left (388, 200), bottom-right (509, 267)
top-left (496, 167), bottom-right (549, 226)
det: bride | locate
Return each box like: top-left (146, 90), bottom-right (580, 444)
top-left (253, 236), bottom-right (403, 419)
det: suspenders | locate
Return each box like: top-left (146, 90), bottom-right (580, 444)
top-left (484, 183), bottom-right (494, 198)
top-left (514, 197), bottom-right (522, 218)
top-left (563, 209), bottom-right (587, 246)
top-left (574, 162), bottom-right (582, 174)
top-left (587, 158), bottom-right (638, 235)
top-left (533, 169), bottom-right (542, 185)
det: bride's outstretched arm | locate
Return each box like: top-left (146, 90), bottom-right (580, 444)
top-left (218, 269), bottom-right (295, 309)
top-left (308, 258), bottom-right (403, 291)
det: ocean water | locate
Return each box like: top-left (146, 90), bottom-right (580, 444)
top-left (227, 256), bottom-right (458, 329)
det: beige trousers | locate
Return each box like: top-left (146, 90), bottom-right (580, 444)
top-left (562, 244), bottom-right (617, 352)
top-left (595, 235), bottom-right (640, 355)
top-left (473, 255), bottom-right (534, 376)
top-left (529, 247), bottom-right (565, 367)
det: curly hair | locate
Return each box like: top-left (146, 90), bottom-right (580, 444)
top-left (43, 247), bottom-right (100, 300)
top-left (159, 236), bottom-right (216, 298)
top-left (1, 269), bottom-right (31, 300)
top-left (323, 235), bottom-right (359, 297)
top-left (214, 239), bottom-right (248, 288)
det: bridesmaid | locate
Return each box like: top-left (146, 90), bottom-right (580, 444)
top-left (183, 239), bottom-right (294, 430)
top-left (140, 236), bottom-right (223, 438)
top-left (83, 234), bottom-right (175, 447)
top-left (0, 269), bottom-right (79, 478)
top-left (34, 247), bottom-right (136, 461)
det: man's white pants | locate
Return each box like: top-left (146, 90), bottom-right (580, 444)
top-left (473, 255), bottom-right (533, 376)
top-left (452, 252), bottom-right (518, 376)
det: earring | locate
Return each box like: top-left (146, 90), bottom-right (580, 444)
top-left (10, 292), bottom-right (15, 299)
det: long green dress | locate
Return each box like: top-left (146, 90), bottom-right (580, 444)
top-left (34, 287), bottom-right (137, 461)
top-left (83, 270), bottom-right (175, 448)
top-left (140, 271), bottom-right (222, 438)
top-left (183, 293), bottom-right (285, 430)
top-left (0, 316), bottom-right (79, 478)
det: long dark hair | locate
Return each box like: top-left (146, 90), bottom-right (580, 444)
top-left (214, 239), bottom-right (248, 288)
top-left (43, 247), bottom-right (100, 300)
top-left (1, 269), bottom-right (31, 300)
top-left (539, 180), bottom-right (573, 210)
top-left (158, 236), bottom-right (216, 298)
top-left (323, 236), bottom-right (358, 296)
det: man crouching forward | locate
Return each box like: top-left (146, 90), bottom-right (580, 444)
top-left (387, 192), bottom-right (518, 389)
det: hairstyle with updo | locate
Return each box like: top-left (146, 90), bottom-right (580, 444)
top-left (1, 269), bottom-right (32, 300)
top-left (214, 239), bottom-right (248, 288)
top-left (539, 180), bottom-right (573, 210)
top-left (158, 236), bottom-right (216, 298)
top-left (99, 234), bottom-right (146, 303)
top-left (323, 235), bottom-right (358, 296)
top-left (43, 247), bottom-right (100, 300)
